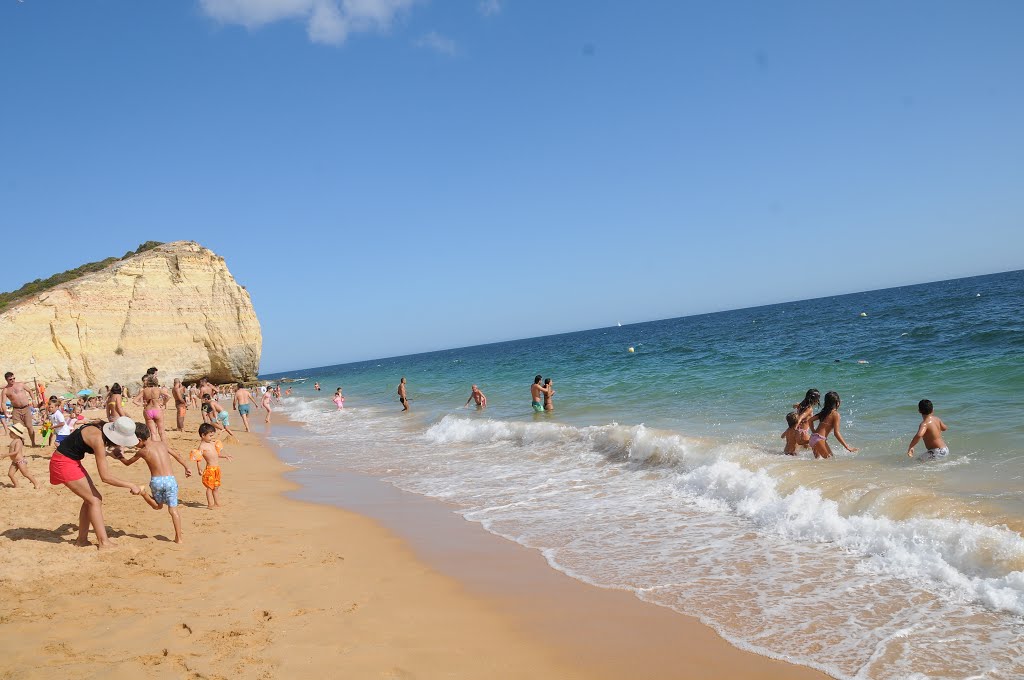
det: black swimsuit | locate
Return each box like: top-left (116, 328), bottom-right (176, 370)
top-left (55, 424), bottom-right (102, 461)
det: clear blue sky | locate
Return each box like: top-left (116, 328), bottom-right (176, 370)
top-left (1, 1), bottom-right (1021, 373)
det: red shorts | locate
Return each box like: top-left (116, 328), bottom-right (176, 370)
top-left (50, 452), bottom-right (87, 485)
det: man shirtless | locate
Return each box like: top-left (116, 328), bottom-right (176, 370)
top-left (464, 384), bottom-right (487, 409)
top-left (906, 399), bottom-right (950, 460)
top-left (199, 378), bottom-right (217, 401)
top-left (2, 372), bottom-right (37, 447)
top-left (233, 383), bottom-right (254, 432)
top-left (172, 378), bottom-right (188, 431)
top-left (398, 377), bottom-right (409, 411)
top-left (530, 375), bottom-right (545, 413)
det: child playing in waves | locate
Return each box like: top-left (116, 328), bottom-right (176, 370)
top-left (112, 423), bottom-right (192, 543)
top-left (7, 423), bottom-right (39, 489)
top-left (781, 412), bottom-right (800, 455)
top-left (809, 391), bottom-right (858, 459)
top-left (906, 399), bottom-right (949, 460)
top-left (333, 388), bottom-right (345, 410)
top-left (193, 423), bottom-right (232, 509)
top-left (790, 389), bottom-right (820, 448)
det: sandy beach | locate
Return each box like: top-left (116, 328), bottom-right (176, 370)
top-left (2, 404), bottom-right (827, 679)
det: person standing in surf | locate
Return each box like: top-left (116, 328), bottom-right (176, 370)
top-left (543, 378), bottom-right (555, 411)
top-left (530, 375), bottom-right (543, 413)
top-left (809, 391), bottom-right (858, 459)
top-left (398, 378), bottom-right (409, 411)
top-left (790, 389), bottom-right (820, 449)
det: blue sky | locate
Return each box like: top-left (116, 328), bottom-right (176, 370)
top-left (1, 1), bottom-right (1021, 373)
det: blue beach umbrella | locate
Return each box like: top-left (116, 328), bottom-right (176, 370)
top-left (77, 389), bottom-right (94, 396)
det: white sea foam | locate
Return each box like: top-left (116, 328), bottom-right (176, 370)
top-left (424, 415), bottom-right (1024, 615)
top-left (276, 402), bottom-right (1024, 679)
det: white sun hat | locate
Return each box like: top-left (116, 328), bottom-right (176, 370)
top-left (103, 416), bottom-right (139, 447)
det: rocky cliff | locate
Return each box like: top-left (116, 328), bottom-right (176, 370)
top-left (0, 241), bottom-right (261, 392)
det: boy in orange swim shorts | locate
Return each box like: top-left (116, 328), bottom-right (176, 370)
top-left (195, 423), bottom-right (232, 509)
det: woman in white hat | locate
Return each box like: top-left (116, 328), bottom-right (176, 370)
top-left (50, 415), bottom-right (142, 549)
top-left (7, 422), bottom-right (39, 489)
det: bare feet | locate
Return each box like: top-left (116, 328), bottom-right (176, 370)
top-left (74, 538), bottom-right (91, 547)
top-left (97, 540), bottom-right (119, 550)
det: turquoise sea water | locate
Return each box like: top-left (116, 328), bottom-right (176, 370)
top-left (265, 270), bottom-right (1023, 679)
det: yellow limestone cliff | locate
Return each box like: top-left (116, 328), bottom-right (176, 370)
top-left (0, 241), bottom-right (261, 392)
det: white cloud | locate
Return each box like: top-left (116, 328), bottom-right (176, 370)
top-left (478, 0), bottom-right (501, 16)
top-left (414, 31), bottom-right (456, 56)
top-left (199, 0), bottom-right (416, 46)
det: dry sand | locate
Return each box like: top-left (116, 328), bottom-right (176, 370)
top-left (1, 404), bottom-right (828, 679)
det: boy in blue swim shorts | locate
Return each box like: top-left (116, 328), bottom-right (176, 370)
top-left (202, 394), bottom-right (236, 438)
top-left (112, 423), bottom-right (192, 543)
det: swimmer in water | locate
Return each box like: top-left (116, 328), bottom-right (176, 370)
top-left (906, 399), bottom-right (949, 460)
top-left (333, 388), bottom-right (344, 410)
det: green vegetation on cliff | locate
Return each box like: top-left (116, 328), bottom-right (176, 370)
top-left (0, 241), bottom-right (164, 312)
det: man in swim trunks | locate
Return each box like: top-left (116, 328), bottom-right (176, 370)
top-left (530, 375), bottom-right (545, 413)
top-left (906, 399), bottom-right (950, 460)
top-left (398, 377), bottom-right (409, 411)
top-left (233, 383), bottom-right (254, 432)
top-left (2, 372), bottom-right (38, 447)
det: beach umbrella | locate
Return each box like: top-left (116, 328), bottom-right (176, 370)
top-left (63, 393), bottom-right (75, 399)
top-left (77, 389), bottom-right (94, 396)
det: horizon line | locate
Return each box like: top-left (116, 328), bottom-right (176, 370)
top-left (259, 266), bottom-right (1021, 377)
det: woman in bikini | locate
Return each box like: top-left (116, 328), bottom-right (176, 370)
top-left (543, 378), bottom-right (555, 411)
top-left (791, 389), bottom-right (820, 449)
top-left (142, 376), bottom-right (167, 442)
top-left (809, 391), bottom-right (858, 459)
top-left (105, 383), bottom-right (126, 422)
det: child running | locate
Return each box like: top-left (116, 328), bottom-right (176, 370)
top-left (906, 399), bottom-right (949, 460)
top-left (202, 394), bottom-right (236, 438)
top-left (194, 423), bottom-right (232, 509)
top-left (113, 423), bottom-right (192, 543)
top-left (7, 423), bottom-right (39, 489)
top-left (808, 391), bottom-right (858, 459)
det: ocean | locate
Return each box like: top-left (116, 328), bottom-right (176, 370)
top-left (263, 269), bottom-right (1023, 680)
